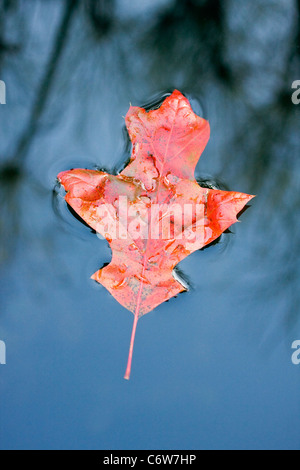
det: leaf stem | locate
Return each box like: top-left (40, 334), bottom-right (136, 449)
top-left (124, 311), bottom-right (139, 380)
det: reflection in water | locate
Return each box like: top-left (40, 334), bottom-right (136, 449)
top-left (0, 0), bottom-right (299, 449)
top-left (85, 0), bottom-right (116, 38)
top-left (10, 0), bottom-right (79, 164)
top-left (0, 0), bottom-right (299, 327)
top-left (0, 164), bottom-right (21, 263)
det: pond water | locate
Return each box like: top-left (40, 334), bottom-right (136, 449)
top-left (0, 0), bottom-right (299, 450)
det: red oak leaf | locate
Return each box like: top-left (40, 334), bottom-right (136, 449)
top-left (58, 90), bottom-right (254, 379)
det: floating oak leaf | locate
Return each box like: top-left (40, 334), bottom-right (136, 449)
top-left (58, 90), bottom-right (254, 379)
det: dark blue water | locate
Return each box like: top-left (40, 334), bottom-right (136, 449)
top-left (0, 0), bottom-right (299, 450)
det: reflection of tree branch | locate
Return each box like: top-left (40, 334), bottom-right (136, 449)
top-left (0, 0), bottom-right (79, 265)
top-left (297, 0), bottom-right (300, 56)
top-left (84, 0), bottom-right (115, 38)
top-left (11, 0), bottom-right (79, 164)
top-left (143, 0), bottom-right (232, 88)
